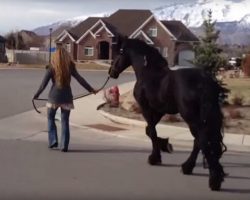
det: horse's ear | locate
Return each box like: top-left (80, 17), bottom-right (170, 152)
top-left (114, 34), bottom-right (128, 52)
top-left (114, 34), bottom-right (123, 52)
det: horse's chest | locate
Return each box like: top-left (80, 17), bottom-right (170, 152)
top-left (147, 93), bottom-right (178, 114)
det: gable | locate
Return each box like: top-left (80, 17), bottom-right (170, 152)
top-left (77, 19), bottom-right (114, 43)
top-left (130, 15), bottom-right (176, 41)
top-left (59, 31), bottom-right (75, 42)
top-left (133, 30), bottom-right (154, 45)
top-left (69, 17), bottom-right (103, 40)
top-left (161, 20), bottom-right (199, 42)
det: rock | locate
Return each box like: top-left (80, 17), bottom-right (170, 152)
top-left (120, 90), bottom-right (141, 113)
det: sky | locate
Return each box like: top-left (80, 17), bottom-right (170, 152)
top-left (0, 0), bottom-right (195, 35)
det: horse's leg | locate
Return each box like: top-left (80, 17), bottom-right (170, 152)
top-left (199, 126), bottom-right (225, 191)
top-left (181, 138), bottom-right (199, 175)
top-left (142, 109), bottom-right (165, 165)
top-left (159, 137), bottom-right (173, 153)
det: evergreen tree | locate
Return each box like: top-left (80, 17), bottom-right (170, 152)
top-left (193, 10), bottom-right (230, 105)
top-left (193, 9), bottom-right (223, 76)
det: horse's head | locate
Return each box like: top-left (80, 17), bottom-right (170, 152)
top-left (109, 36), bottom-right (131, 79)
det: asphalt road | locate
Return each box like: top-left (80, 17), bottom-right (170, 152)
top-left (0, 68), bottom-right (250, 200)
top-left (0, 68), bottom-right (135, 119)
top-left (0, 128), bottom-right (250, 200)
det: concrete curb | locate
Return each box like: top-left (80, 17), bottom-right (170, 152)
top-left (98, 109), bottom-right (250, 152)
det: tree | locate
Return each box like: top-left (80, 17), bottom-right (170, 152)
top-left (5, 31), bottom-right (26, 50)
top-left (193, 10), bottom-right (224, 76)
top-left (193, 10), bottom-right (230, 105)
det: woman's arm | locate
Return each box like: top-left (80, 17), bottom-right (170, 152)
top-left (71, 64), bottom-right (95, 93)
top-left (33, 68), bottom-right (52, 99)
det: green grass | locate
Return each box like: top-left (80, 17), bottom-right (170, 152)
top-left (224, 78), bottom-right (250, 105)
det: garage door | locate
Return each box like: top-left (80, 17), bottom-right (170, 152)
top-left (178, 50), bottom-right (195, 67)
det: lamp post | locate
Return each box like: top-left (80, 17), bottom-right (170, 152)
top-left (49, 28), bottom-right (52, 64)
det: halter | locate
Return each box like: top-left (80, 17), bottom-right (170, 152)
top-left (32, 76), bottom-right (110, 114)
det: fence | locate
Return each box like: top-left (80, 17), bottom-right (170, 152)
top-left (6, 49), bottom-right (50, 64)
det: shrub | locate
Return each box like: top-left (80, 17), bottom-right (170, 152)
top-left (231, 93), bottom-right (244, 106)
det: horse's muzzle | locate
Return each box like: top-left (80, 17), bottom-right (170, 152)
top-left (108, 67), bottom-right (119, 79)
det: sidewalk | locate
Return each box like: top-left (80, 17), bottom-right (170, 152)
top-left (68, 81), bottom-right (250, 153)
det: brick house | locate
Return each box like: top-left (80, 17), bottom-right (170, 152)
top-left (56, 9), bottom-right (199, 67)
top-left (0, 35), bottom-right (7, 63)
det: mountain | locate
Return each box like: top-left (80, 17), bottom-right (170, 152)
top-left (33, 13), bottom-right (108, 36)
top-left (33, 0), bottom-right (250, 45)
top-left (153, 0), bottom-right (250, 27)
top-left (153, 0), bottom-right (250, 45)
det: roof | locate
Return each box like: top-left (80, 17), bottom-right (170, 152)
top-left (161, 20), bottom-right (199, 42)
top-left (105, 9), bottom-right (153, 36)
top-left (0, 35), bottom-right (6, 42)
top-left (69, 17), bottom-right (103, 39)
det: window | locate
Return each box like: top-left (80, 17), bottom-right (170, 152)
top-left (84, 47), bottom-right (94, 56)
top-left (66, 43), bottom-right (71, 53)
top-left (148, 28), bottom-right (157, 37)
top-left (162, 47), bottom-right (168, 58)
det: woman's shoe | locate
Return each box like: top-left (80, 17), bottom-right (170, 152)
top-left (61, 148), bottom-right (68, 152)
top-left (49, 142), bottom-right (58, 149)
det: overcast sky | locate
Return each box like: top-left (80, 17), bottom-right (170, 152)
top-left (0, 0), bottom-right (195, 35)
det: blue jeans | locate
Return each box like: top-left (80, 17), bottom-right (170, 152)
top-left (47, 107), bottom-right (71, 150)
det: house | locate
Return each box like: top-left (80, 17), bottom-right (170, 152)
top-left (56, 9), bottom-right (199, 67)
top-left (0, 35), bottom-right (7, 63)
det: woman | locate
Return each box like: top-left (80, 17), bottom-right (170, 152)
top-left (33, 47), bottom-right (97, 152)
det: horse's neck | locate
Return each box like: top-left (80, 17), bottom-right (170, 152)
top-left (132, 65), bottom-right (169, 83)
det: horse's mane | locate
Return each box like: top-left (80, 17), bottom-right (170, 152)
top-left (127, 39), bottom-right (169, 69)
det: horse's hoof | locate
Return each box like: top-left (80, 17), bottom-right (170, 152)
top-left (209, 172), bottom-right (224, 191)
top-left (148, 154), bottom-right (162, 165)
top-left (160, 138), bottom-right (173, 153)
top-left (181, 162), bottom-right (194, 175)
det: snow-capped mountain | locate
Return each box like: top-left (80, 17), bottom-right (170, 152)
top-left (33, 0), bottom-right (250, 44)
top-left (154, 0), bottom-right (250, 27)
top-left (33, 13), bottom-right (108, 36)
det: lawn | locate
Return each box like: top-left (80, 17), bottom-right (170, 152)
top-left (223, 78), bottom-right (250, 105)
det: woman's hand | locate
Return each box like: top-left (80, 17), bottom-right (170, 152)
top-left (92, 89), bottom-right (99, 95)
top-left (33, 94), bottom-right (39, 99)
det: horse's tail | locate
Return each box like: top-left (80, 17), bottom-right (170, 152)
top-left (200, 73), bottom-right (229, 157)
top-left (215, 78), bottom-right (230, 155)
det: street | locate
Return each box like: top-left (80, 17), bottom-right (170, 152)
top-left (0, 68), bottom-right (250, 200)
top-left (0, 68), bottom-right (135, 119)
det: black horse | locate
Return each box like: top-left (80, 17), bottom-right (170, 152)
top-left (109, 37), bottom-right (228, 191)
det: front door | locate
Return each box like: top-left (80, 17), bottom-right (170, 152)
top-left (99, 41), bottom-right (109, 59)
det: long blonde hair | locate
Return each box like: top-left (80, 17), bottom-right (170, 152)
top-left (51, 47), bottom-right (72, 87)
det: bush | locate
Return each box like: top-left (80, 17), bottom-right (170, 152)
top-left (231, 93), bottom-right (244, 106)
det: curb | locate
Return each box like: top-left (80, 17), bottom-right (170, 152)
top-left (98, 109), bottom-right (250, 153)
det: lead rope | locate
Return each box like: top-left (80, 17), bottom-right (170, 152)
top-left (32, 76), bottom-right (110, 114)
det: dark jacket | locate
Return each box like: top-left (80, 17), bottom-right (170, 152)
top-left (34, 63), bottom-right (94, 104)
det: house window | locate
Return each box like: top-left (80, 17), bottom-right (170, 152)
top-left (148, 28), bottom-right (157, 37)
top-left (66, 43), bottom-right (71, 53)
top-left (162, 47), bottom-right (168, 58)
top-left (84, 47), bottom-right (94, 56)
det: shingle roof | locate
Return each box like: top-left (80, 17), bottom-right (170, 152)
top-left (161, 20), bottom-right (199, 42)
top-left (68, 17), bottom-right (103, 39)
top-left (105, 9), bottom-right (153, 36)
top-left (0, 35), bottom-right (6, 42)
